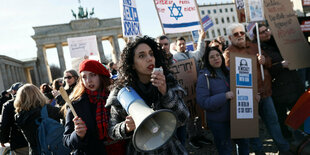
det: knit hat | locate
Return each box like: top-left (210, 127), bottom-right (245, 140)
top-left (79, 59), bottom-right (110, 77)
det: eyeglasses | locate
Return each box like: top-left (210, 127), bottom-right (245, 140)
top-left (259, 28), bottom-right (270, 34)
top-left (64, 76), bottom-right (73, 80)
top-left (233, 31), bottom-right (246, 37)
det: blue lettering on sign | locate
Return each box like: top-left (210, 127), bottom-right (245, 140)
top-left (123, 6), bottom-right (139, 22)
top-left (123, 0), bottom-right (132, 6)
top-left (124, 21), bottom-right (140, 36)
top-left (238, 96), bottom-right (248, 100)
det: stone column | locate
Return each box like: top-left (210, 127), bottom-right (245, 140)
top-left (6, 65), bottom-right (12, 85)
top-left (10, 66), bottom-right (17, 83)
top-left (109, 35), bottom-right (121, 63)
top-left (0, 62), bottom-right (8, 89)
top-left (97, 36), bottom-right (107, 64)
top-left (36, 45), bottom-right (52, 84)
top-left (33, 65), bottom-right (40, 86)
top-left (19, 67), bottom-right (27, 83)
top-left (56, 43), bottom-right (66, 73)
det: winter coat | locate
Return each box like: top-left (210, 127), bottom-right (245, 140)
top-left (63, 93), bottom-right (107, 155)
top-left (105, 76), bottom-right (190, 155)
top-left (196, 69), bottom-right (230, 122)
top-left (0, 99), bottom-right (28, 150)
top-left (223, 41), bottom-right (273, 98)
top-left (261, 37), bottom-right (304, 104)
top-left (15, 104), bottom-right (63, 155)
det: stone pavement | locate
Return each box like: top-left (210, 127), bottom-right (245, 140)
top-left (186, 119), bottom-right (310, 155)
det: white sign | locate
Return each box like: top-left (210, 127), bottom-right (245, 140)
top-left (236, 88), bottom-right (253, 119)
top-left (235, 57), bottom-right (252, 87)
top-left (247, 0), bottom-right (264, 22)
top-left (67, 35), bottom-right (99, 58)
top-left (154, 0), bottom-right (201, 34)
top-left (120, 0), bottom-right (141, 37)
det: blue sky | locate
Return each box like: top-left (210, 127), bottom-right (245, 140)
top-left (0, 0), bottom-right (232, 68)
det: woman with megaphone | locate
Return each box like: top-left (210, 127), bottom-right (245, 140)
top-left (63, 59), bottom-right (126, 155)
top-left (106, 36), bottom-right (190, 154)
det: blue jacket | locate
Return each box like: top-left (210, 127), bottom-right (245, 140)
top-left (196, 68), bottom-right (230, 122)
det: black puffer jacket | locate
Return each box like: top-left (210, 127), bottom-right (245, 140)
top-left (261, 36), bottom-right (304, 103)
top-left (0, 99), bottom-right (28, 150)
top-left (15, 104), bottom-right (63, 155)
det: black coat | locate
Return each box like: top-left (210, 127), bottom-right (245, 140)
top-left (15, 104), bottom-right (63, 155)
top-left (261, 37), bottom-right (304, 103)
top-left (63, 93), bottom-right (107, 155)
top-left (0, 99), bottom-right (28, 150)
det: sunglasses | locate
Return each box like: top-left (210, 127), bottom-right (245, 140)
top-left (259, 28), bottom-right (270, 34)
top-left (233, 31), bottom-right (246, 37)
top-left (64, 76), bottom-right (73, 80)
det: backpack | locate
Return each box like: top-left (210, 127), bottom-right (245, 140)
top-left (36, 105), bottom-right (71, 155)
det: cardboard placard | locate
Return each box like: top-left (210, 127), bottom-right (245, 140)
top-left (171, 58), bottom-right (205, 125)
top-left (264, 0), bottom-right (310, 69)
top-left (230, 52), bottom-right (259, 139)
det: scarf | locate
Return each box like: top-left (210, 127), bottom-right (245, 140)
top-left (86, 89), bottom-right (109, 140)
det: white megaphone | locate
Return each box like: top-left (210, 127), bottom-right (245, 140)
top-left (117, 87), bottom-right (177, 152)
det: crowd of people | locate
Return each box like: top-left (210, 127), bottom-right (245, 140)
top-left (0, 22), bottom-right (308, 155)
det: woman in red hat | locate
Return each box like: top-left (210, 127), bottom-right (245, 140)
top-left (63, 59), bottom-right (125, 155)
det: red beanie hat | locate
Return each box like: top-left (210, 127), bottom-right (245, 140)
top-left (79, 59), bottom-right (110, 77)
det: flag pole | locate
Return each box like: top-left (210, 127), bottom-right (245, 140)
top-left (153, 0), bottom-right (166, 35)
top-left (255, 22), bottom-right (264, 81)
top-left (194, 0), bottom-right (204, 31)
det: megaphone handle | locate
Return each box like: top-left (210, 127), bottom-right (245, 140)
top-left (59, 86), bottom-right (78, 117)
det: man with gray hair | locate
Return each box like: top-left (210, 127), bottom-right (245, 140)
top-left (223, 23), bottom-right (291, 154)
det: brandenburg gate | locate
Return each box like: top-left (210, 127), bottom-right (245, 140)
top-left (32, 17), bottom-right (123, 84)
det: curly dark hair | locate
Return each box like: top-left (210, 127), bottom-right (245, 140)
top-left (202, 47), bottom-right (229, 77)
top-left (112, 35), bottom-right (173, 89)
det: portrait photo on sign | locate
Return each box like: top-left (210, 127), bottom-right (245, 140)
top-left (235, 57), bottom-right (252, 87)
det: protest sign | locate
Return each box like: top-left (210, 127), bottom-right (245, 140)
top-left (245, 0), bottom-right (265, 22)
top-left (67, 35), bottom-right (100, 72)
top-left (201, 15), bottom-right (213, 31)
top-left (235, 57), bottom-right (253, 87)
top-left (230, 52), bottom-right (258, 139)
top-left (154, 0), bottom-right (202, 34)
top-left (234, 0), bottom-right (246, 23)
top-left (186, 42), bottom-right (194, 51)
top-left (191, 30), bottom-right (199, 43)
top-left (171, 58), bottom-right (205, 125)
top-left (303, 0), bottom-right (310, 6)
top-left (67, 35), bottom-right (99, 58)
top-left (264, 0), bottom-right (310, 69)
top-left (120, 0), bottom-right (141, 37)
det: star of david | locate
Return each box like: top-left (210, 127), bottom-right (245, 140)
top-left (168, 3), bottom-right (183, 20)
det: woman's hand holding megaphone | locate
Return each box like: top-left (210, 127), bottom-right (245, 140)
top-left (151, 67), bottom-right (167, 95)
top-left (125, 115), bottom-right (136, 133)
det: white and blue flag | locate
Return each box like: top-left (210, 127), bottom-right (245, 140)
top-left (155, 0), bottom-right (201, 34)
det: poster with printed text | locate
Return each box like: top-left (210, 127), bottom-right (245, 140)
top-left (235, 57), bottom-right (252, 87)
top-left (236, 88), bottom-right (254, 119)
top-left (120, 0), bottom-right (141, 37)
top-left (154, 0), bottom-right (201, 34)
top-left (245, 0), bottom-right (265, 22)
